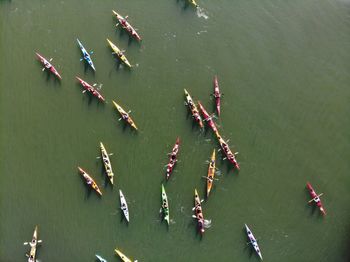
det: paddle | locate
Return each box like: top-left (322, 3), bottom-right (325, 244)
top-left (23, 240), bottom-right (42, 245)
top-left (96, 153), bottom-right (114, 159)
top-left (201, 176), bottom-right (219, 181)
top-left (308, 193), bottom-right (324, 203)
top-left (90, 51), bottom-right (94, 55)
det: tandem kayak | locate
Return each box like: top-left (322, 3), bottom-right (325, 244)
top-left (112, 100), bottom-right (138, 130)
top-left (112, 10), bottom-right (142, 41)
top-left (119, 190), bottom-right (130, 222)
top-left (76, 76), bottom-right (105, 102)
top-left (100, 142), bottom-right (114, 185)
top-left (166, 137), bottom-right (180, 180)
top-left (106, 38), bottom-right (132, 68)
top-left (184, 89), bottom-right (204, 128)
top-left (213, 75), bottom-right (221, 116)
top-left (77, 38), bottom-right (95, 71)
top-left (194, 189), bottom-right (205, 234)
top-left (245, 224), bottom-right (263, 260)
top-left (206, 149), bottom-right (216, 198)
top-left (197, 101), bottom-right (218, 134)
top-left (215, 132), bottom-right (240, 170)
top-left (36, 52), bottom-right (62, 79)
top-left (25, 226), bottom-right (42, 262)
top-left (77, 167), bottom-right (102, 196)
top-left (306, 182), bottom-right (326, 216)
top-left (161, 184), bottom-right (170, 225)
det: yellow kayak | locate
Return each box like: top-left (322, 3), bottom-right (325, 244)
top-left (99, 142), bottom-right (114, 185)
top-left (206, 149), bottom-right (216, 197)
top-left (26, 225), bottom-right (40, 262)
top-left (189, 0), bottom-right (199, 8)
top-left (112, 100), bottom-right (138, 130)
top-left (106, 38), bottom-right (132, 68)
top-left (115, 248), bottom-right (134, 262)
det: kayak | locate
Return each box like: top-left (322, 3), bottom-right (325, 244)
top-left (197, 101), bottom-right (219, 134)
top-left (184, 89), bottom-right (204, 128)
top-left (206, 149), bottom-right (216, 198)
top-left (119, 190), bottom-right (130, 222)
top-left (245, 224), bottom-right (263, 260)
top-left (161, 184), bottom-right (170, 225)
top-left (25, 226), bottom-right (40, 262)
top-left (77, 167), bottom-right (102, 196)
top-left (95, 254), bottom-right (107, 262)
top-left (189, 0), bottom-right (199, 8)
top-left (77, 38), bottom-right (95, 71)
top-left (213, 76), bottom-right (221, 116)
top-left (76, 76), bottom-right (105, 102)
top-left (112, 10), bottom-right (142, 41)
top-left (114, 249), bottom-right (134, 262)
top-left (306, 182), bottom-right (326, 215)
top-left (35, 52), bottom-right (62, 79)
top-left (106, 38), bottom-right (132, 68)
top-left (216, 132), bottom-right (240, 170)
top-left (166, 137), bottom-right (180, 180)
top-left (100, 142), bottom-right (114, 185)
top-left (194, 189), bottom-right (205, 234)
top-left (112, 100), bottom-right (138, 130)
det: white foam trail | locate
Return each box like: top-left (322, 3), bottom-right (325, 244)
top-left (196, 7), bottom-right (209, 19)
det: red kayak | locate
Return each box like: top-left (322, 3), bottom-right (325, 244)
top-left (76, 76), bottom-right (105, 102)
top-left (36, 52), bottom-right (62, 79)
top-left (197, 101), bottom-right (218, 134)
top-left (166, 137), bottom-right (180, 180)
top-left (216, 132), bottom-right (240, 170)
top-left (213, 76), bottom-right (221, 116)
top-left (306, 182), bottom-right (326, 215)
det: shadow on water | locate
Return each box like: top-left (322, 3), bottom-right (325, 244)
top-left (342, 221), bottom-right (350, 261)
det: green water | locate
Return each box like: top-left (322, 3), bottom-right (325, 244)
top-left (1, 0), bottom-right (350, 261)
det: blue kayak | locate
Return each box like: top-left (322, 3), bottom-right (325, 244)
top-left (77, 38), bottom-right (96, 71)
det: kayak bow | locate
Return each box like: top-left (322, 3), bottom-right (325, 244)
top-left (95, 254), bottom-right (107, 262)
top-left (114, 248), bottom-right (135, 262)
